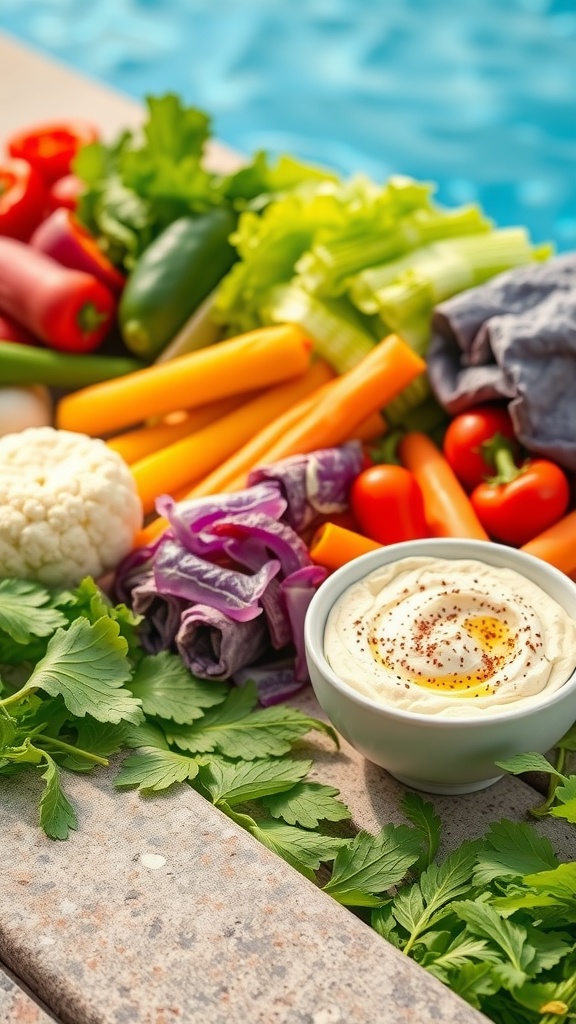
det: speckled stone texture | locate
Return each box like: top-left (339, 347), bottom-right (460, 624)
top-left (0, 964), bottom-right (60, 1023)
top-left (2, 765), bottom-right (490, 1024)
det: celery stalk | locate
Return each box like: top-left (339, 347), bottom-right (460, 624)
top-left (297, 204), bottom-right (492, 296)
top-left (266, 283), bottom-right (376, 373)
top-left (351, 228), bottom-right (547, 332)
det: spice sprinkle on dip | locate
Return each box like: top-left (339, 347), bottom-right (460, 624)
top-left (323, 556), bottom-right (576, 717)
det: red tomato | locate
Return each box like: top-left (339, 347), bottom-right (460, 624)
top-left (471, 458), bottom-right (570, 547)
top-left (0, 158), bottom-right (48, 240)
top-left (350, 464), bottom-right (428, 545)
top-left (7, 121), bottom-right (99, 184)
top-left (443, 404), bottom-right (517, 492)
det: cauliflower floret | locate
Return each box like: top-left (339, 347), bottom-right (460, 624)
top-left (0, 426), bottom-right (143, 586)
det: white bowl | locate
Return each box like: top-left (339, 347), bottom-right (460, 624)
top-left (304, 538), bottom-right (576, 795)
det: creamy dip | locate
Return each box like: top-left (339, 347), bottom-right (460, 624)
top-left (324, 556), bottom-right (576, 717)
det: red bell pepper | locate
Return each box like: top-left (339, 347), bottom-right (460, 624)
top-left (470, 437), bottom-right (571, 546)
top-left (7, 120), bottom-right (99, 184)
top-left (47, 173), bottom-right (84, 213)
top-left (0, 311), bottom-right (38, 346)
top-left (0, 158), bottom-right (48, 240)
top-left (30, 208), bottom-right (126, 294)
top-left (0, 237), bottom-right (116, 354)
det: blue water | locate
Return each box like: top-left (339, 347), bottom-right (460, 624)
top-left (1, 0), bottom-right (575, 251)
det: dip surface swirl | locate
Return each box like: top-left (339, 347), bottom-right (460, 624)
top-left (323, 556), bottom-right (576, 717)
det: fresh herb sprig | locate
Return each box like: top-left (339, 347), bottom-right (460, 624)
top-left (496, 728), bottom-right (576, 826)
top-left (2, 575), bottom-right (576, 1023)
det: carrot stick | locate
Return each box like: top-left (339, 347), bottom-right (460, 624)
top-left (352, 411), bottom-right (387, 443)
top-left (521, 508), bottom-right (576, 576)
top-left (131, 361), bottom-right (337, 515)
top-left (247, 334), bottom-right (424, 466)
top-left (398, 431), bottom-right (489, 541)
top-left (56, 324), bottom-right (312, 437)
top-left (189, 333), bottom-right (421, 500)
top-left (106, 394), bottom-right (247, 464)
top-left (310, 522), bottom-right (381, 572)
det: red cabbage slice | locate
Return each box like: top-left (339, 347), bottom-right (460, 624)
top-left (247, 441), bottom-right (363, 531)
top-left (281, 565), bottom-right (329, 681)
top-left (153, 538), bottom-right (280, 622)
top-left (113, 532), bottom-right (169, 604)
top-left (233, 660), bottom-right (309, 707)
top-left (131, 577), bottom-right (188, 654)
top-left (212, 512), bottom-right (311, 577)
top-left (155, 483), bottom-right (287, 555)
top-left (176, 604), bottom-right (269, 680)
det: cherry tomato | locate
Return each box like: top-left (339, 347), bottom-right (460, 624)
top-left (7, 121), bottom-right (99, 184)
top-left (350, 464), bottom-right (428, 545)
top-left (443, 404), bottom-right (517, 492)
top-left (0, 158), bottom-right (48, 240)
top-left (471, 458), bottom-right (570, 547)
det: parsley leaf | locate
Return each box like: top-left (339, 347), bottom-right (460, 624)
top-left (401, 792), bottom-right (441, 871)
top-left (248, 819), bottom-right (349, 881)
top-left (323, 824), bottom-right (422, 907)
top-left (38, 755), bottom-right (78, 840)
top-left (549, 776), bottom-right (576, 824)
top-left (452, 900), bottom-right (536, 987)
top-left (262, 782), bottom-right (351, 829)
top-left (129, 651), bottom-right (227, 724)
top-left (495, 752), bottom-right (562, 777)
top-left (165, 681), bottom-right (337, 759)
top-left (114, 747), bottom-right (200, 792)
top-left (473, 820), bottom-right (558, 886)
top-left (26, 617), bottom-right (143, 725)
top-left (0, 579), bottom-right (67, 643)
top-left (392, 842), bottom-right (481, 953)
top-left (199, 756), bottom-right (312, 806)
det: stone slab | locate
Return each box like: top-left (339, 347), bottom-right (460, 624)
top-left (0, 963), bottom-right (61, 1024)
top-left (1, 765), bottom-right (489, 1024)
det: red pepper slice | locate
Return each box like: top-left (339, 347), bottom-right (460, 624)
top-left (7, 121), bottom-right (99, 184)
top-left (0, 236), bottom-right (116, 354)
top-left (30, 208), bottom-right (125, 294)
top-left (47, 173), bottom-right (84, 212)
top-left (0, 158), bottom-right (48, 240)
top-left (0, 311), bottom-right (38, 346)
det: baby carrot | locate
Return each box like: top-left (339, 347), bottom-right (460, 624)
top-left (310, 522), bottom-right (381, 572)
top-left (56, 324), bottom-right (312, 436)
top-left (521, 508), bottom-right (576, 576)
top-left (131, 361), bottom-right (337, 515)
top-left (398, 431), bottom-right (489, 541)
top-left (106, 394), bottom-right (247, 464)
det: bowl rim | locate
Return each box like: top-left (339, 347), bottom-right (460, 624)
top-left (305, 537), bottom-right (576, 728)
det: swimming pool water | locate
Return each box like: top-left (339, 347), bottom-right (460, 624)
top-left (1, 0), bottom-right (575, 251)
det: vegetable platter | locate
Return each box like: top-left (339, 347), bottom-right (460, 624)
top-left (2, 91), bottom-right (576, 1024)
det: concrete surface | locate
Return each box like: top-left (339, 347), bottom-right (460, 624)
top-left (0, 964), bottom-right (61, 1024)
top-left (1, 765), bottom-right (489, 1024)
